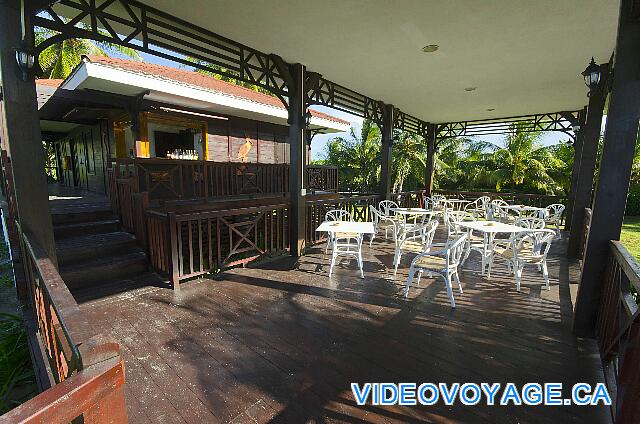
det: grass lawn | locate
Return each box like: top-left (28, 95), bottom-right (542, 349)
top-left (621, 216), bottom-right (640, 260)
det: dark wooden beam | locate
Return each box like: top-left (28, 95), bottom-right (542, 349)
top-left (425, 124), bottom-right (437, 197)
top-left (573, 0), bottom-right (640, 337)
top-left (0, 0), bottom-right (57, 263)
top-left (564, 106), bottom-right (587, 232)
top-left (567, 65), bottom-right (610, 259)
top-left (288, 63), bottom-right (306, 257)
top-left (379, 103), bottom-right (394, 199)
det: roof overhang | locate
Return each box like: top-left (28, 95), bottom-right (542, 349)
top-left (59, 60), bottom-right (349, 133)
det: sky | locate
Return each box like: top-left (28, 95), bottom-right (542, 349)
top-left (131, 49), bottom-right (572, 161)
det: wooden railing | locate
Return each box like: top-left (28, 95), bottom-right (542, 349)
top-left (595, 241), bottom-right (640, 424)
top-left (305, 194), bottom-right (381, 245)
top-left (148, 203), bottom-right (289, 288)
top-left (306, 165), bottom-right (338, 193)
top-left (392, 190), bottom-right (425, 208)
top-left (3, 225), bottom-right (127, 422)
top-left (433, 189), bottom-right (565, 208)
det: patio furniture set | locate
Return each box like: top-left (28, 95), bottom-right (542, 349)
top-left (316, 196), bottom-right (565, 307)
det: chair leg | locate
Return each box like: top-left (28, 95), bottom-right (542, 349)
top-left (369, 233), bottom-right (375, 247)
top-left (444, 274), bottom-right (456, 308)
top-left (358, 250), bottom-right (364, 279)
top-left (416, 270), bottom-right (422, 287)
top-left (487, 254), bottom-right (494, 279)
top-left (394, 252), bottom-right (402, 276)
top-left (515, 264), bottom-right (523, 292)
top-left (405, 267), bottom-right (415, 298)
top-left (453, 271), bottom-right (463, 294)
top-left (542, 261), bottom-right (549, 290)
top-left (480, 254), bottom-right (486, 276)
top-left (329, 251), bottom-right (337, 277)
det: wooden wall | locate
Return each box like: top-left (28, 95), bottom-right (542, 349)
top-left (52, 121), bottom-right (111, 194)
top-left (207, 116), bottom-right (289, 163)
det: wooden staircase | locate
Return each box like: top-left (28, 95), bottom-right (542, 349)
top-left (51, 197), bottom-right (166, 302)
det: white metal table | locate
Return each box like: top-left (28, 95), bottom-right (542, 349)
top-left (389, 207), bottom-right (438, 225)
top-left (316, 221), bottom-right (375, 278)
top-left (443, 199), bottom-right (471, 211)
top-left (457, 221), bottom-right (529, 275)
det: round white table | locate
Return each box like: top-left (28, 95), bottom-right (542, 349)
top-left (457, 221), bottom-right (529, 275)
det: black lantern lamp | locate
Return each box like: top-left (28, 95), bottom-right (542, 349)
top-left (304, 110), bottom-right (312, 127)
top-left (15, 46), bottom-right (35, 81)
top-left (582, 57), bottom-right (602, 93)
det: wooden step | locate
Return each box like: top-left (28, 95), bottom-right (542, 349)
top-left (56, 232), bottom-right (139, 267)
top-left (54, 219), bottom-right (121, 239)
top-left (51, 206), bottom-right (115, 225)
top-left (60, 252), bottom-right (149, 289)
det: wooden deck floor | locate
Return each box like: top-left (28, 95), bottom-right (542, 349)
top-left (79, 233), bottom-right (611, 424)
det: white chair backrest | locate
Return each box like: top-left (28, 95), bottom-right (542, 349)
top-left (546, 204), bottom-right (565, 219)
top-left (516, 217), bottom-right (546, 230)
top-left (422, 196), bottom-right (433, 209)
top-left (325, 209), bottom-right (352, 222)
top-left (478, 196), bottom-right (491, 207)
top-left (447, 234), bottom-right (468, 268)
top-left (379, 200), bottom-right (399, 216)
top-left (424, 219), bottom-right (439, 247)
top-left (531, 209), bottom-right (548, 219)
top-left (517, 229), bottom-right (555, 258)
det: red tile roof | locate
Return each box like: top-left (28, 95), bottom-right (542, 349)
top-left (73, 55), bottom-right (349, 126)
top-left (36, 79), bottom-right (64, 87)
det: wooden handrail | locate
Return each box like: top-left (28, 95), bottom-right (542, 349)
top-left (595, 240), bottom-right (640, 423)
top-left (0, 357), bottom-right (127, 424)
top-left (5, 225), bottom-right (128, 422)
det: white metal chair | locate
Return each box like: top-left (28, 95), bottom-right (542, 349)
top-left (404, 234), bottom-right (468, 308)
top-left (487, 229), bottom-right (555, 291)
top-left (324, 209), bottom-right (353, 253)
top-left (444, 210), bottom-right (474, 240)
top-left (329, 231), bottom-right (365, 279)
top-left (369, 204), bottom-right (397, 246)
top-left (393, 219), bottom-right (438, 275)
top-left (378, 200), bottom-right (399, 217)
top-left (422, 196), bottom-right (433, 210)
top-left (464, 196), bottom-right (490, 218)
top-left (544, 204), bottom-right (565, 238)
top-left (516, 217), bottom-right (546, 230)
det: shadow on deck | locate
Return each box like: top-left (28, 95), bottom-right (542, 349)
top-left (77, 229), bottom-right (611, 424)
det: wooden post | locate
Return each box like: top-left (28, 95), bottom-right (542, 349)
top-left (0, 1), bottom-right (57, 263)
top-left (567, 66), bottom-right (609, 258)
top-left (379, 103), bottom-right (394, 199)
top-left (564, 106), bottom-right (587, 232)
top-left (424, 124), bottom-right (437, 197)
top-left (573, 0), bottom-right (640, 337)
top-left (288, 63), bottom-right (306, 256)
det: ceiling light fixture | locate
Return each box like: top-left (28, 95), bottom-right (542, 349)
top-left (486, 108), bottom-right (495, 111)
top-left (464, 87), bottom-right (477, 92)
top-left (421, 44), bottom-right (439, 53)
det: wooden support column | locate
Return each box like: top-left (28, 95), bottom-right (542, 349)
top-left (0, 0), bottom-right (57, 263)
top-left (573, 0), bottom-right (640, 337)
top-left (288, 63), bottom-right (306, 257)
top-left (564, 107), bottom-right (587, 232)
top-left (567, 66), bottom-right (610, 258)
top-left (379, 103), bottom-right (394, 199)
top-left (424, 124), bottom-right (437, 197)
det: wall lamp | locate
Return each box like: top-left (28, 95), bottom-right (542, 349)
top-left (582, 57), bottom-right (602, 94)
top-left (15, 46), bottom-right (35, 81)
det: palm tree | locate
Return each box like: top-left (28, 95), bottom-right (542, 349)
top-left (391, 131), bottom-right (427, 192)
top-left (318, 120), bottom-right (381, 192)
top-left (36, 27), bottom-right (141, 79)
top-left (487, 124), bottom-right (567, 194)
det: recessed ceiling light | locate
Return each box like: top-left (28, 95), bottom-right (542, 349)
top-left (486, 108), bottom-right (495, 111)
top-left (464, 87), bottom-right (477, 92)
top-left (421, 44), bottom-right (439, 53)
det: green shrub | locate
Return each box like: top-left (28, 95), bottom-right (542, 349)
top-left (626, 185), bottom-right (640, 216)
